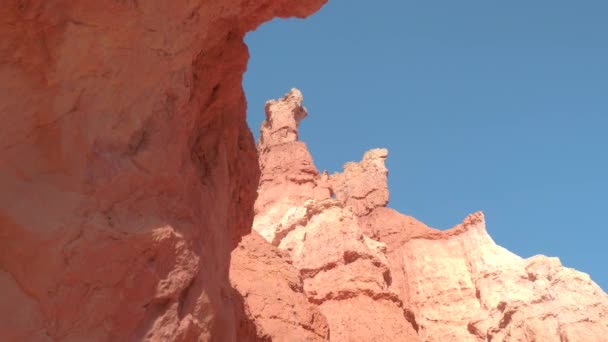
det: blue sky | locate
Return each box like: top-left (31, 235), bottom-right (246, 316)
top-left (243, 0), bottom-right (608, 290)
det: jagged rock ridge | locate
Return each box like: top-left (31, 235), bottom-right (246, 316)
top-left (235, 89), bottom-right (608, 341)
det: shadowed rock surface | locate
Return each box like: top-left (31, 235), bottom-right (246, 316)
top-left (0, 1), bottom-right (325, 340)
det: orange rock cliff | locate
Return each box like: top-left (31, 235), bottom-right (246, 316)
top-left (1, 1), bottom-right (606, 341)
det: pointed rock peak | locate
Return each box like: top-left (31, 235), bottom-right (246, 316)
top-left (258, 88), bottom-right (308, 150)
top-left (342, 148), bottom-right (389, 175)
top-left (462, 211), bottom-right (485, 228)
top-left (362, 148), bottom-right (388, 170)
top-left (445, 211), bottom-right (487, 237)
top-left (363, 148), bottom-right (388, 161)
top-left (420, 211), bottom-right (490, 241)
top-left (254, 89), bottom-right (326, 218)
top-left (282, 88), bottom-right (304, 105)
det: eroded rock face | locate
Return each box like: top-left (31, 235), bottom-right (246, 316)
top-left (0, 1), bottom-right (326, 341)
top-left (252, 90), bottom-right (422, 341)
top-left (230, 231), bottom-right (329, 341)
top-left (329, 148), bottom-right (389, 217)
top-left (249, 89), bottom-right (608, 341)
top-left (380, 211), bottom-right (608, 342)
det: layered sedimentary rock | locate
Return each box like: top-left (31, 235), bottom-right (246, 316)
top-left (0, 1), bottom-right (326, 341)
top-left (249, 89), bottom-right (608, 341)
top-left (374, 211), bottom-right (608, 342)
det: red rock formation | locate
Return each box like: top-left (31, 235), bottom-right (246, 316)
top-left (248, 89), bottom-right (608, 342)
top-left (2, 1), bottom-right (607, 340)
top-left (0, 1), bottom-right (326, 341)
top-left (251, 90), bottom-right (422, 341)
top-left (329, 148), bottom-right (389, 217)
top-left (230, 231), bottom-right (329, 341)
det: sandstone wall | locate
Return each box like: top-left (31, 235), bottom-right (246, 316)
top-left (0, 1), bottom-right (325, 340)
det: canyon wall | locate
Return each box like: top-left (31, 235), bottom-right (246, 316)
top-left (242, 89), bottom-right (608, 341)
top-left (0, 1), bottom-right (325, 341)
top-left (2, 1), bottom-right (607, 341)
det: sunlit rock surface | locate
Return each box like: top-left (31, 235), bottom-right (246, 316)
top-left (250, 89), bottom-right (420, 341)
top-left (248, 89), bottom-right (608, 342)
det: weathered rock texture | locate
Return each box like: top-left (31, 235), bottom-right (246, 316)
top-left (251, 89), bottom-right (421, 341)
top-left (378, 211), bottom-right (608, 342)
top-left (249, 89), bottom-right (608, 342)
top-left (230, 231), bottom-right (329, 341)
top-left (2, 0), bottom-right (607, 340)
top-left (0, 1), bottom-right (326, 341)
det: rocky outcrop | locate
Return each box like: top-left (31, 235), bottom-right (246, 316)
top-left (251, 90), bottom-right (422, 341)
top-left (0, 1), bottom-right (326, 341)
top-left (375, 211), bottom-right (608, 342)
top-left (249, 89), bottom-right (608, 341)
top-left (230, 232), bottom-right (329, 341)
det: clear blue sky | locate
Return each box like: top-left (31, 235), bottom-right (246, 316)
top-left (243, 0), bottom-right (608, 290)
